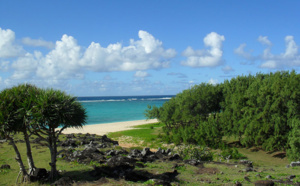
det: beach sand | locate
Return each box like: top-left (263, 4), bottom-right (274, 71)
top-left (62, 119), bottom-right (159, 136)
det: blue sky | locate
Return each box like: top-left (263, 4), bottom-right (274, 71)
top-left (0, 1), bottom-right (299, 96)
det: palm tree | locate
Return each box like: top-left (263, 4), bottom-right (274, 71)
top-left (32, 88), bottom-right (87, 180)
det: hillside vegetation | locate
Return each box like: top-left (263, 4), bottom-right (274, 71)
top-left (146, 70), bottom-right (300, 160)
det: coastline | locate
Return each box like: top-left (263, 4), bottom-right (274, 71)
top-left (62, 119), bottom-right (159, 136)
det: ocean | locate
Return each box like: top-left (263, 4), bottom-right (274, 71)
top-left (77, 95), bottom-right (173, 125)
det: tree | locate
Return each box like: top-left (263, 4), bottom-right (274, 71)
top-left (32, 89), bottom-right (87, 180)
top-left (0, 84), bottom-right (42, 183)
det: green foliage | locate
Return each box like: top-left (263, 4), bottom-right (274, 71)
top-left (220, 148), bottom-right (247, 160)
top-left (146, 70), bottom-right (300, 160)
top-left (287, 118), bottom-right (300, 161)
top-left (173, 145), bottom-right (214, 161)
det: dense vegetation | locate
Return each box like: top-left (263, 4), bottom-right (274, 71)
top-left (0, 84), bottom-right (87, 183)
top-left (146, 71), bottom-right (300, 160)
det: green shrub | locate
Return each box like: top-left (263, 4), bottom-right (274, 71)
top-left (173, 145), bottom-right (214, 161)
top-left (220, 148), bottom-right (246, 160)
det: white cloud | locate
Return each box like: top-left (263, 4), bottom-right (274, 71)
top-left (0, 28), bottom-right (23, 58)
top-left (181, 32), bottom-right (225, 67)
top-left (22, 37), bottom-right (55, 49)
top-left (208, 78), bottom-right (218, 85)
top-left (36, 34), bottom-right (83, 79)
top-left (11, 52), bottom-right (41, 79)
top-left (4, 29), bottom-right (176, 88)
top-left (236, 35), bottom-right (300, 69)
top-left (258, 36), bottom-right (272, 46)
top-left (134, 71), bottom-right (150, 78)
top-left (234, 44), bottom-right (255, 61)
top-left (80, 30), bottom-right (176, 72)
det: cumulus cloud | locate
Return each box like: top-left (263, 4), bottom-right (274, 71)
top-left (4, 29), bottom-right (176, 88)
top-left (80, 30), bottom-right (176, 72)
top-left (181, 32), bottom-right (225, 67)
top-left (236, 35), bottom-right (300, 69)
top-left (22, 37), bottom-right (55, 49)
top-left (0, 28), bottom-right (23, 58)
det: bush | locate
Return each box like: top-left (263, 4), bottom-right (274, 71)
top-left (173, 145), bottom-right (214, 161)
top-left (220, 148), bottom-right (246, 160)
top-left (287, 118), bottom-right (300, 161)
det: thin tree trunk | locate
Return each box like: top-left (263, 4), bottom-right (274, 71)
top-left (48, 128), bottom-right (58, 181)
top-left (23, 131), bottom-right (36, 175)
top-left (8, 137), bottom-right (29, 183)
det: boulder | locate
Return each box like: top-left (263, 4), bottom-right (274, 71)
top-left (141, 147), bottom-right (153, 157)
top-left (290, 161), bottom-right (300, 167)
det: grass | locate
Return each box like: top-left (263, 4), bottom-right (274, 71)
top-left (0, 123), bottom-right (300, 185)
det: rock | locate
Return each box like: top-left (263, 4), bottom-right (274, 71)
top-left (290, 161), bottom-right (300, 167)
top-left (165, 148), bottom-right (171, 154)
top-left (265, 175), bottom-right (272, 179)
top-left (243, 167), bottom-right (254, 172)
top-left (169, 153), bottom-right (181, 161)
top-left (235, 181), bottom-right (242, 186)
top-left (156, 147), bottom-right (163, 154)
top-left (106, 156), bottom-right (136, 169)
top-left (288, 175), bottom-right (296, 180)
top-left (244, 176), bottom-right (251, 182)
top-left (184, 159), bottom-right (202, 166)
top-left (254, 180), bottom-right (274, 186)
top-left (51, 177), bottom-right (74, 186)
top-left (286, 164), bottom-right (290, 168)
top-left (239, 160), bottom-right (252, 164)
top-left (130, 149), bottom-right (141, 157)
top-left (30, 168), bottom-right (48, 181)
top-left (105, 150), bottom-right (116, 156)
top-left (0, 164), bottom-right (10, 169)
top-left (141, 147), bottom-right (153, 157)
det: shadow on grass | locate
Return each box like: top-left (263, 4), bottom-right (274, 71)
top-left (61, 165), bottom-right (179, 184)
top-left (272, 152), bottom-right (286, 159)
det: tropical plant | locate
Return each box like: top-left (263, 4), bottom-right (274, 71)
top-left (0, 84), bottom-right (42, 183)
top-left (31, 88), bottom-right (87, 180)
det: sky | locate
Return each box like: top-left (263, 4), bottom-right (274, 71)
top-left (0, 1), bottom-right (299, 96)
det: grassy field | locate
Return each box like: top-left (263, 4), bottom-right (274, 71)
top-left (0, 123), bottom-right (299, 185)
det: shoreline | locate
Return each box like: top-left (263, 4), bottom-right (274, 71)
top-left (62, 119), bottom-right (159, 136)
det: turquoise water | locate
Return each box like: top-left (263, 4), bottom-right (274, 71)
top-left (77, 95), bottom-right (173, 125)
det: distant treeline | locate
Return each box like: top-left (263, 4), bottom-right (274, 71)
top-left (146, 71), bottom-right (300, 160)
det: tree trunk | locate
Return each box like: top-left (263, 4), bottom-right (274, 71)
top-left (23, 131), bottom-right (36, 175)
top-left (8, 137), bottom-right (29, 183)
top-left (48, 128), bottom-right (58, 181)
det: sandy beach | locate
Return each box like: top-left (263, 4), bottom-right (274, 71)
top-left (62, 119), bottom-right (159, 136)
